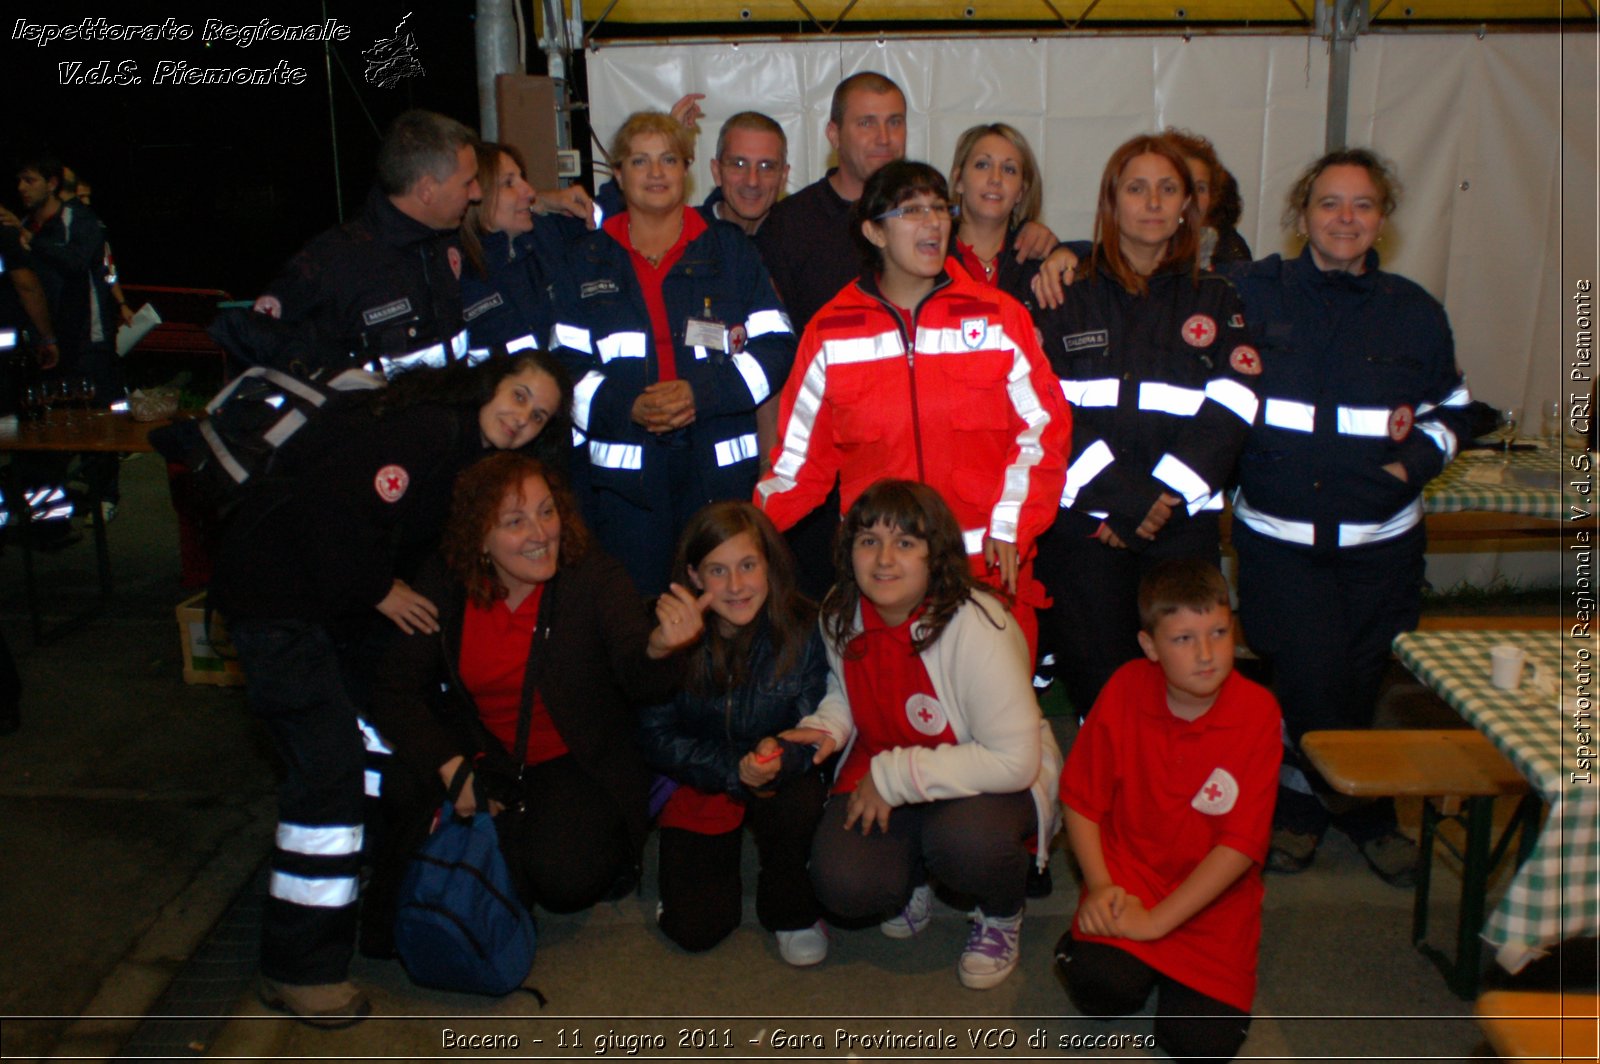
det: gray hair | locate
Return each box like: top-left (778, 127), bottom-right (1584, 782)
top-left (375, 109), bottom-right (478, 196)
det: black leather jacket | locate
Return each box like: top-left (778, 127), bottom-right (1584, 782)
top-left (638, 623), bottom-right (828, 796)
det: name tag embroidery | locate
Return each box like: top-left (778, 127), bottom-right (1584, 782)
top-left (1062, 329), bottom-right (1109, 353)
top-left (362, 298), bottom-right (413, 327)
top-left (462, 293), bottom-right (504, 321)
top-left (580, 279), bottom-right (620, 298)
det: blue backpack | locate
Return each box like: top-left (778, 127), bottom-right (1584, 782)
top-left (393, 767), bottom-right (538, 997)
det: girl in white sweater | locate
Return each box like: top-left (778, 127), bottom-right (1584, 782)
top-left (782, 479), bottom-right (1061, 989)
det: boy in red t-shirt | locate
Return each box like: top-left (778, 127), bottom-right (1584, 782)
top-left (1054, 560), bottom-right (1281, 1063)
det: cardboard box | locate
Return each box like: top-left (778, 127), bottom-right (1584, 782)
top-left (176, 593), bottom-right (246, 686)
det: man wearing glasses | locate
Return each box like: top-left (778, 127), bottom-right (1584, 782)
top-left (706, 112), bottom-right (790, 236)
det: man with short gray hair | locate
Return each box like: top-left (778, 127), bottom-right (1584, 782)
top-left (253, 108), bottom-right (481, 374)
top-left (706, 111), bottom-right (789, 235)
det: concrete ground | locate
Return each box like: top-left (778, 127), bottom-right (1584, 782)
top-left (0, 452), bottom-right (1550, 1062)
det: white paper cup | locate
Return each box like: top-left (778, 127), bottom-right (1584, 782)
top-left (1489, 645), bottom-right (1526, 691)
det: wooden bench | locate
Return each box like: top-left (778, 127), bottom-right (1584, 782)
top-left (1301, 729), bottom-right (1539, 999)
top-left (1476, 990), bottom-right (1599, 1062)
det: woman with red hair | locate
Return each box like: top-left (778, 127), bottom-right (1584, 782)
top-left (1031, 134), bottom-right (1261, 720)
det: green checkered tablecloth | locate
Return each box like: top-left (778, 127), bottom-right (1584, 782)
top-left (1392, 629), bottom-right (1598, 969)
top-left (1424, 445), bottom-right (1573, 520)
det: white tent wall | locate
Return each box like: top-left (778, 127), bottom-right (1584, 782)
top-left (586, 30), bottom-right (1591, 422)
top-left (587, 30), bottom-right (1595, 591)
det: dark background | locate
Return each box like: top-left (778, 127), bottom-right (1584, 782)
top-left (3, 2), bottom-right (503, 300)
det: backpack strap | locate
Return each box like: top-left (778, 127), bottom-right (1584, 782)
top-left (445, 758), bottom-right (473, 803)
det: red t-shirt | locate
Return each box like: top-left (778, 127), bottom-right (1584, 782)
top-left (602, 209), bottom-right (708, 382)
top-left (459, 586), bottom-right (569, 765)
top-left (835, 600), bottom-right (957, 795)
top-left (1061, 659), bottom-right (1282, 1011)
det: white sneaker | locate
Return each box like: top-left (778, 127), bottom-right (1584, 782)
top-left (958, 908), bottom-right (1022, 990)
top-left (775, 920), bottom-right (829, 966)
top-left (879, 883), bottom-right (933, 939)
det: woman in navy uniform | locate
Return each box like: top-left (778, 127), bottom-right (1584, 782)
top-left (1031, 134), bottom-right (1260, 720)
top-left (1225, 149), bottom-right (1472, 884)
top-left (549, 111), bottom-right (796, 596)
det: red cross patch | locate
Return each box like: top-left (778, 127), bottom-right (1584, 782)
top-left (1388, 404), bottom-right (1414, 441)
top-left (1190, 767), bottom-right (1239, 815)
top-left (252, 294), bottom-right (283, 319)
top-left (1229, 344), bottom-right (1262, 376)
top-left (729, 323), bottom-right (747, 355)
top-left (374, 464), bottom-right (410, 503)
top-left (905, 693), bottom-right (948, 736)
top-left (962, 317), bottom-right (988, 349)
top-left (447, 247), bottom-right (463, 280)
top-left (1181, 314), bottom-right (1217, 347)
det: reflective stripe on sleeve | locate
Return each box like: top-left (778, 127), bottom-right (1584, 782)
top-left (1061, 439), bottom-right (1114, 509)
top-left (1263, 398), bottom-right (1316, 432)
top-left (745, 308), bottom-right (793, 338)
top-left (0, 328), bottom-right (16, 350)
top-left (276, 822), bottom-right (364, 857)
top-left (1205, 377), bottom-right (1260, 424)
top-left (962, 527), bottom-right (986, 555)
top-left (597, 331), bottom-right (647, 363)
top-left (1417, 384), bottom-right (1473, 414)
top-left (269, 870), bottom-right (360, 908)
top-left (364, 769), bottom-right (383, 799)
top-left (1335, 406), bottom-right (1393, 438)
top-left (1060, 378), bottom-right (1119, 408)
top-left (714, 433), bottom-right (760, 467)
top-left (589, 440), bottom-right (643, 470)
top-left (572, 371), bottom-right (604, 432)
top-left (553, 323), bottom-right (592, 353)
top-left (1137, 382), bottom-right (1205, 417)
top-left (1151, 453), bottom-right (1213, 512)
top-left (761, 355), bottom-right (830, 500)
top-left (1417, 420), bottom-right (1459, 462)
top-left (357, 718), bottom-right (392, 755)
top-left (732, 351), bottom-right (771, 404)
top-left (505, 333), bottom-right (539, 354)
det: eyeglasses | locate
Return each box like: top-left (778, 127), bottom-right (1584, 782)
top-left (718, 157), bottom-right (783, 175)
top-left (875, 203), bottom-right (952, 223)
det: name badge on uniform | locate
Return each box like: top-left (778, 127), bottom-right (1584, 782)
top-left (1061, 329), bottom-right (1108, 354)
top-left (580, 279), bottom-right (619, 299)
top-left (363, 298), bottom-right (414, 327)
top-left (685, 298), bottom-right (728, 357)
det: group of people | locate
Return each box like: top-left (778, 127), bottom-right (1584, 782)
top-left (204, 69), bottom-right (1469, 1064)
top-left (1, 156), bottom-right (136, 734)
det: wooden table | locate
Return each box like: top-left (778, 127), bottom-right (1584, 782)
top-left (1392, 629), bottom-right (1597, 974)
top-left (0, 411), bottom-right (171, 643)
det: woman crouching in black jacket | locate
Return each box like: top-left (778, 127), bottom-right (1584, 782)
top-left (366, 452), bottom-right (705, 940)
top-left (639, 502), bottom-right (831, 965)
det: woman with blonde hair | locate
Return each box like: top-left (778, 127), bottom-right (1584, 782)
top-left (549, 111), bottom-right (796, 597)
top-left (947, 123), bottom-right (1045, 304)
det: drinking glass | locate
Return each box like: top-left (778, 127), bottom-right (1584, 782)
top-left (1497, 407), bottom-right (1519, 454)
top-left (73, 375), bottom-right (96, 415)
top-left (1542, 399), bottom-right (1563, 441)
top-left (19, 384), bottom-right (44, 423)
top-left (51, 378), bottom-right (74, 424)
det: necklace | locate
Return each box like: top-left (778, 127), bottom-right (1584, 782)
top-left (630, 215), bottom-right (683, 267)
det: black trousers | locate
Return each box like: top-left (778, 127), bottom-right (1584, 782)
top-left (1058, 936), bottom-right (1252, 1064)
top-left (231, 618), bottom-right (367, 985)
top-left (811, 790), bottom-right (1036, 922)
top-left (1234, 522), bottom-right (1426, 840)
top-left (496, 754), bottom-right (635, 914)
top-left (1036, 510), bottom-right (1221, 718)
top-left (657, 769), bottom-right (828, 952)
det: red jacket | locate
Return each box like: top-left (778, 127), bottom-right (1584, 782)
top-left (757, 262), bottom-right (1069, 559)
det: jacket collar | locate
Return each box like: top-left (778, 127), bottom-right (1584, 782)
top-left (1290, 243), bottom-right (1382, 292)
top-left (360, 186), bottom-right (452, 248)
